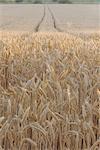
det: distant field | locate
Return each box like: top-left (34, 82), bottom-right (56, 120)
top-left (0, 4), bottom-right (100, 32)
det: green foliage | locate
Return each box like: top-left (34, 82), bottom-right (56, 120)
top-left (34, 0), bottom-right (42, 3)
top-left (52, 0), bottom-right (58, 2)
top-left (58, 0), bottom-right (72, 3)
top-left (15, 0), bottom-right (23, 2)
top-left (0, 0), bottom-right (99, 3)
top-left (0, 0), bottom-right (15, 3)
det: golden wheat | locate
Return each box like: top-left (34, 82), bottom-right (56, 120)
top-left (0, 31), bottom-right (100, 150)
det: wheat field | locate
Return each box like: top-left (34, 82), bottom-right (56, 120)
top-left (0, 31), bottom-right (100, 150)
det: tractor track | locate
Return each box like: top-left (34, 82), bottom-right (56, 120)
top-left (47, 5), bottom-right (62, 32)
top-left (47, 5), bottom-right (87, 40)
top-left (34, 5), bottom-right (46, 32)
top-left (0, 5), bottom-right (91, 40)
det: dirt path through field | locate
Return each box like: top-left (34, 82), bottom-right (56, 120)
top-left (34, 5), bottom-right (46, 32)
top-left (47, 5), bottom-right (63, 32)
top-left (0, 4), bottom-right (99, 33)
top-left (39, 5), bottom-right (56, 32)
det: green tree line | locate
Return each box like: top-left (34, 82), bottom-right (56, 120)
top-left (0, 0), bottom-right (99, 3)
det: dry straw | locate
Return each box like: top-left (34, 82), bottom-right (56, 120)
top-left (0, 32), bottom-right (100, 150)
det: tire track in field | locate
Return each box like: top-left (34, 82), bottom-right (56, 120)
top-left (47, 5), bottom-right (88, 40)
top-left (34, 5), bottom-right (46, 32)
top-left (47, 5), bottom-right (63, 32)
top-left (48, 5), bottom-right (78, 34)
